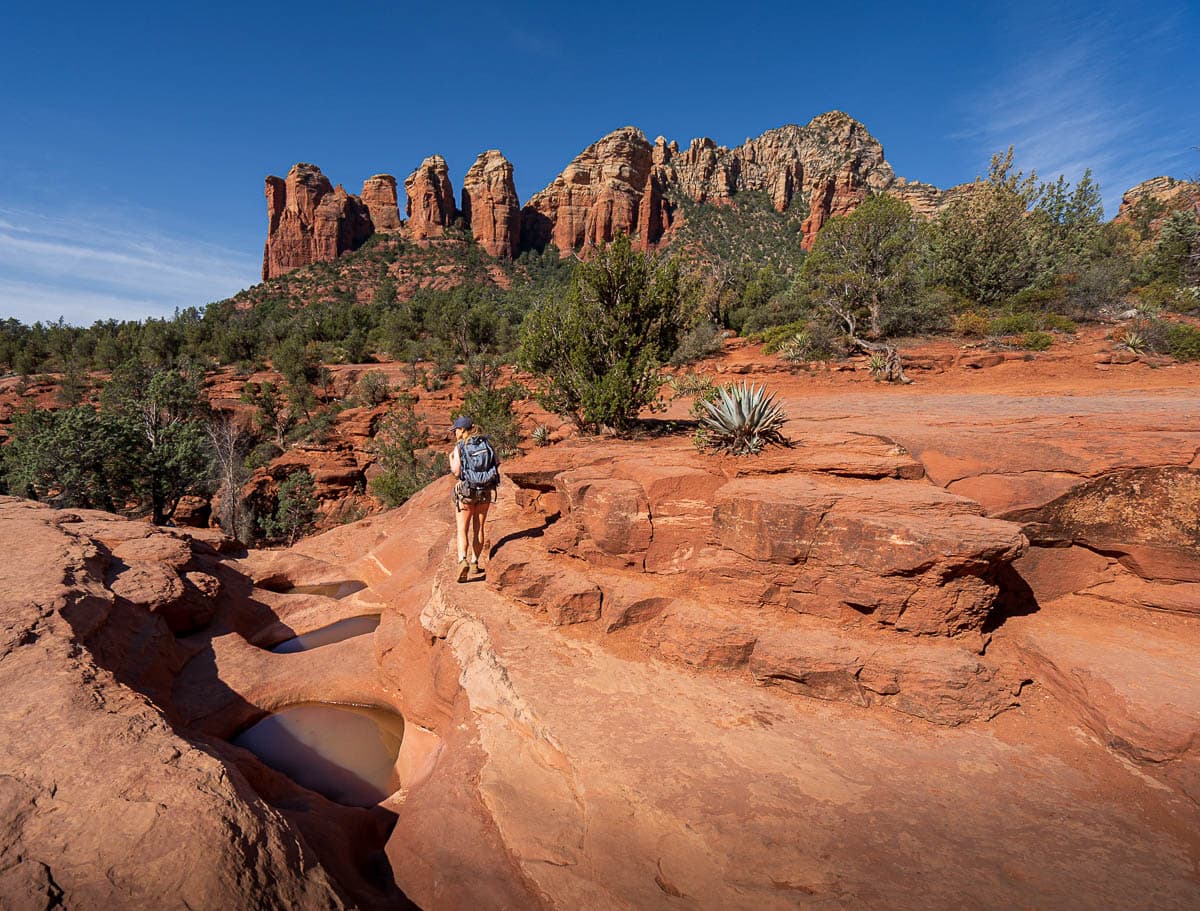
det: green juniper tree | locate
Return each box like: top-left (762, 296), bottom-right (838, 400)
top-left (800, 194), bottom-right (924, 382)
top-left (518, 233), bottom-right (684, 432)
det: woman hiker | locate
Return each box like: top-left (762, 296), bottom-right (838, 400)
top-left (449, 415), bottom-right (500, 582)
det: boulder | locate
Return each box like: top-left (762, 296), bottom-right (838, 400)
top-left (712, 476), bottom-right (1027, 636)
top-left (750, 621), bottom-right (1020, 725)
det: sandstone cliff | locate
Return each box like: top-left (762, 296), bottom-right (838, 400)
top-left (659, 111), bottom-right (896, 248)
top-left (521, 126), bottom-right (669, 252)
top-left (259, 115), bottom-right (1196, 278)
top-left (1115, 176), bottom-right (1200, 239)
top-left (461, 150), bottom-right (521, 258)
top-left (404, 155), bottom-right (457, 239)
top-left (360, 174), bottom-right (401, 231)
top-left (262, 164), bottom-right (374, 281)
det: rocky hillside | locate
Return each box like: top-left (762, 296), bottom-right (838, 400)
top-left (261, 110), bottom-right (973, 280)
top-left (4, 357), bottom-right (1200, 907)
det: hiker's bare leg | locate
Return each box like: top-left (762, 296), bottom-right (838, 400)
top-left (455, 500), bottom-right (470, 561)
top-left (471, 502), bottom-right (490, 562)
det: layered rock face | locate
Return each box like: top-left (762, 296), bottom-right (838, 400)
top-left (259, 115), bottom-right (1195, 279)
top-left (659, 111), bottom-right (897, 247)
top-left (360, 174), bottom-right (401, 231)
top-left (262, 164), bottom-right (374, 280)
top-left (521, 126), bottom-right (670, 252)
top-left (461, 150), bottom-right (521, 258)
top-left (403, 154), bottom-right (457, 239)
top-left (1115, 176), bottom-right (1200, 239)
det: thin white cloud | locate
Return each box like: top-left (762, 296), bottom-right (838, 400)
top-left (956, 3), bottom-right (1195, 214)
top-left (0, 205), bottom-right (259, 326)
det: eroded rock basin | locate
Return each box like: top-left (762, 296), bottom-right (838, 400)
top-left (270, 615), bottom-right (381, 653)
top-left (273, 580), bottom-right (367, 599)
top-left (233, 703), bottom-right (405, 807)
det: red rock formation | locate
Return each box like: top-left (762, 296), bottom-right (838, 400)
top-left (403, 155), bottom-right (456, 239)
top-left (521, 127), bottom-right (667, 253)
top-left (461, 150), bottom-right (521, 258)
top-left (360, 174), bottom-right (401, 231)
top-left (658, 111), bottom-right (896, 249)
top-left (262, 163), bottom-right (373, 280)
top-left (1115, 176), bottom-right (1200, 240)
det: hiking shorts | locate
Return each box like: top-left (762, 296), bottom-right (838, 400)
top-left (453, 480), bottom-right (494, 509)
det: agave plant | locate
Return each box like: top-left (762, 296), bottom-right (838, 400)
top-left (531, 424), bottom-right (550, 447)
top-left (777, 332), bottom-right (812, 363)
top-left (698, 381), bottom-right (787, 455)
top-left (867, 354), bottom-right (889, 378)
top-left (1122, 330), bottom-right (1147, 353)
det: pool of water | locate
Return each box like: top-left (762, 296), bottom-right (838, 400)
top-left (232, 703), bottom-right (405, 806)
top-left (271, 615), bottom-right (381, 653)
top-left (278, 580), bottom-right (368, 599)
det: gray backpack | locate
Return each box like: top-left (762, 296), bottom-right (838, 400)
top-left (458, 436), bottom-right (500, 493)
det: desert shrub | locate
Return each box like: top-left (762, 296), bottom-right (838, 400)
top-left (531, 425), bottom-right (550, 447)
top-left (670, 320), bottom-right (723, 365)
top-left (1009, 285), bottom-right (1067, 313)
top-left (667, 373), bottom-right (715, 398)
top-left (695, 381), bottom-right (787, 456)
top-left (1020, 331), bottom-right (1054, 351)
top-left (952, 311), bottom-right (991, 338)
top-left (753, 320), bottom-right (809, 354)
top-left (518, 234), bottom-right (684, 433)
top-left (245, 441), bottom-right (283, 472)
top-left (1133, 281), bottom-right (1188, 313)
top-left (1166, 323), bottom-right (1200, 361)
top-left (776, 332), bottom-right (813, 362)
top-left (988, 312), bottom-right (1042, 336)
top-left (259, 470), bottom-right (318, 545)
top-left (369, 395), bottom-right (448, 508)
top-left (290, 408), bottom-right (339, 446)
top-left (1129, 316), bottom-right (1171, 354)
top-left (880, 290), bottom-right (952, 337)
top-left (1042, 313), bottom-right (1078, 333)
top-left (357, 370), bottom-right (392, 406)
top-left (457, 383), bottom-right (523, 458)
top-left (1067, 256), bottom-right (1134, 315)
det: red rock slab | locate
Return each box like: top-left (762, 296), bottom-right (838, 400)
top-left (750, 619), bottom-right (1020, 725)
top-left (554, 470), bottom-right (651, 568)
top-left (711, 474), bottom-right (1016, 567)
top-left (0, 497), bottom-right (350, 909)
top-left (1011, 544), bottom-right (1118, 602)
top-left (742, 429), bottom-right (926, 479)
top-left (427, 547), bottom-right (1200, 909)
top-left (647, 600), bottom-right (759, 670)
top-left (1083, 575), bottom-right (1200, 617)
top-left (1010, 595), bottom-right (1200, 765)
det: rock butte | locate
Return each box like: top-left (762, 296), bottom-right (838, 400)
top-left (4, 352), bottom-right (1200, 908)
top-left (271, 110), bottom-right (1194, 279)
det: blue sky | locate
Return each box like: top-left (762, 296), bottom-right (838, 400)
top-left (1, 0), bottom-right (1196, 325)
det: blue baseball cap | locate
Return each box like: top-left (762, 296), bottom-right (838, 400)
top-left (452, 416), bottom-right (474, 430)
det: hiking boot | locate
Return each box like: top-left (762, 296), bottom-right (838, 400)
top-left (456, 559), bottom-right (471, 583)
top-left (471, 560), bottom-right (485, 579)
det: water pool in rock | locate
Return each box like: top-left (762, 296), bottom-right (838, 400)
top-left (271, 615), bottom-right (381, 653)
top-left (279, 580), bottom-right (367, 599)
top-left (233, 703), bottom-right (404, 806)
